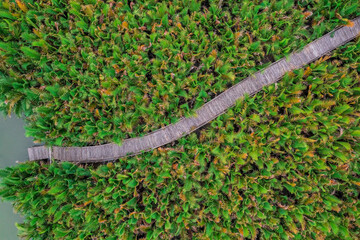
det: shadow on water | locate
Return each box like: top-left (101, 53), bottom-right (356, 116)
top-left (0, 115), bottom-right (34, 240)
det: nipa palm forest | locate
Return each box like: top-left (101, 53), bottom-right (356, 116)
top-left (0, 0), bottom-right (360, 239)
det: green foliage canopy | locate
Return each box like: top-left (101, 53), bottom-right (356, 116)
top-left (1, 39), bottom-right (360, 239)
top-left (0, 0), bottom-right (359, 146)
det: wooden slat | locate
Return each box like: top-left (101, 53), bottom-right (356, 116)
top-left (28, 146), bottom-right (49, 161)
top-left (28, 17), bottom-right (360, 163)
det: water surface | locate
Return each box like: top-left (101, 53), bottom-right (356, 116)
top-left (0, 115), bottom-right (34, 240)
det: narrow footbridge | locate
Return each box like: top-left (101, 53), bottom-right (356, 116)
top-left (28, 17), bottom-right (360, 163)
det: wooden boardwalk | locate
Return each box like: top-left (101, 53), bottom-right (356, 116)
top-left (28, 17), bottom-right (360, 163)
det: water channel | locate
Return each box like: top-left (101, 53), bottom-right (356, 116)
top-left (0, 115), bottom-right (34, 240)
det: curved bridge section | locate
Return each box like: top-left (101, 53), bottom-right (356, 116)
top-left (28, 17), bottom-right (360, 163)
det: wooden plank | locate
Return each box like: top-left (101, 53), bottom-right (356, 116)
top-left (28, 145), bottom-right (49, 161)
top-left (28, 17), bottom-right (360, 163)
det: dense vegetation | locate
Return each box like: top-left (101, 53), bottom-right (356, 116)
top-left (0, 0), bottom-right (359, 146)
top-left (1, 38), bottom-right (360, 239)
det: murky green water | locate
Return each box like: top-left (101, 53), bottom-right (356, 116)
top-left (0, 116), bottom-right (34, 240)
